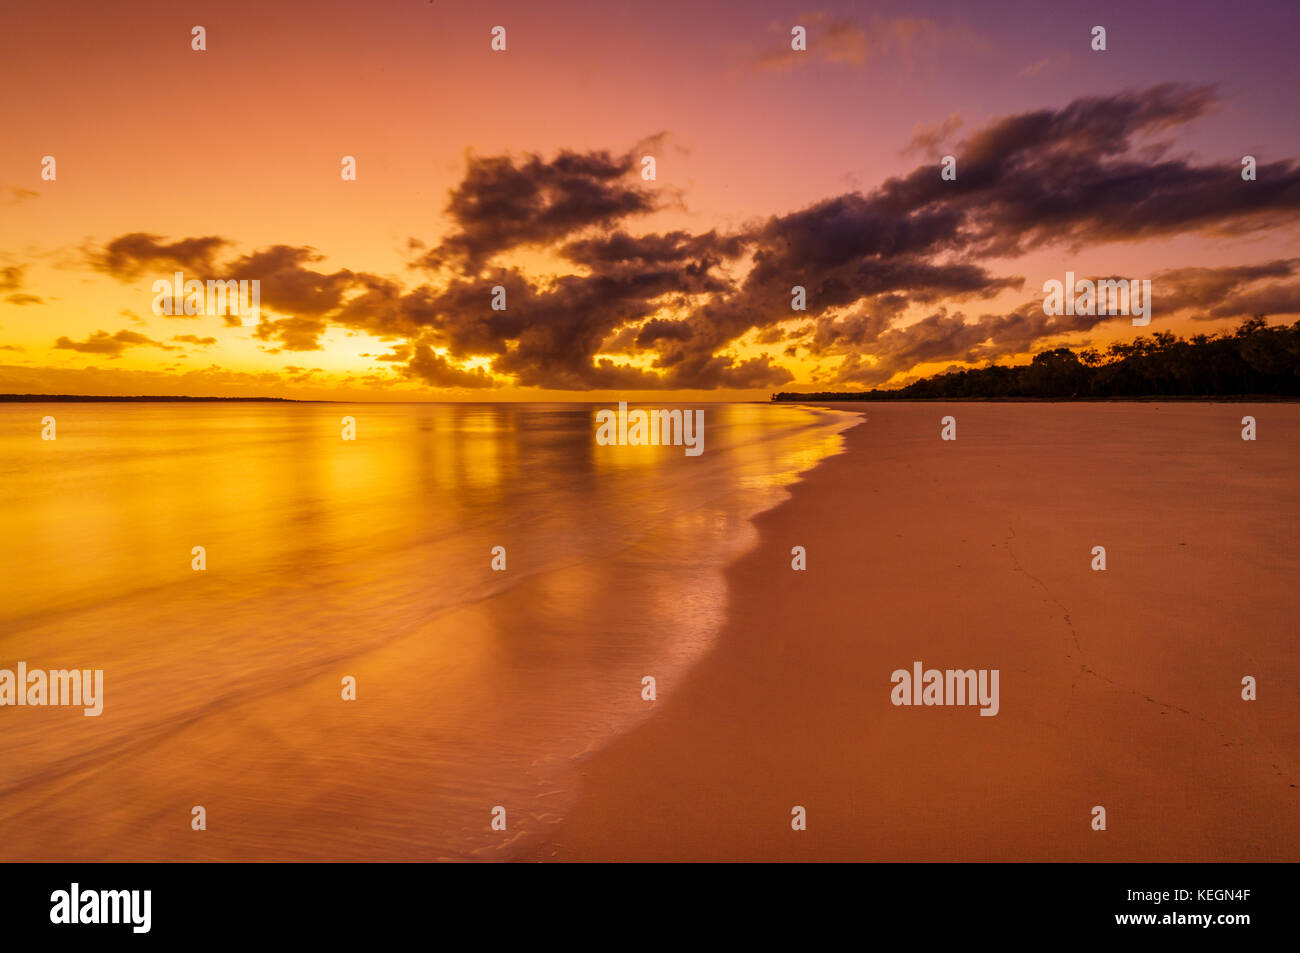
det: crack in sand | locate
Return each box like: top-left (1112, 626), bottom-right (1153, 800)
top-left (999, 524), bottom-right (1299, 789)
top-left (1004, 524), bottom-right (1082, 655)
top-left (1078, 664), bottom-right (1193, 715)
top-left (1005, 523), bottom-right (1197, 718)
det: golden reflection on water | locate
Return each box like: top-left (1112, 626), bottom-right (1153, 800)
top-left (0, 401), bottom-right (856, 860)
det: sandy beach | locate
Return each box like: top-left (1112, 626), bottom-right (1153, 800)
top-left (1, 400), bottom-right (1295, 862)
top-left (526, 402), bottom-right (1300, 861)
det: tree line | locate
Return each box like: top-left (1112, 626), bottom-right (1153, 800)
top-left (771, 317), bottom-right (1300, 401)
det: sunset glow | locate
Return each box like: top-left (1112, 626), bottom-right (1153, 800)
top-left (3, 0), bottom-right (1298, 399)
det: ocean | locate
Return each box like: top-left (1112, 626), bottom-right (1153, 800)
top-left (0, 401), bottom-right (856, 859)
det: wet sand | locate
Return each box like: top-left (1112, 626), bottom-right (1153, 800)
top-left (526, 402), bottom-right (1300, 861)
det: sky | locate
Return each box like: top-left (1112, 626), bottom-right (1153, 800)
top-left (1, 0), bottom-right (1298, 400)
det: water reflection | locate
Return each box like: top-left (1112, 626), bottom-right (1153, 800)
top-left (0, 401), bottom-right (857, 859)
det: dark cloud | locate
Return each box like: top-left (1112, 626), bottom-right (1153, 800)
top-left (90, 233), bottom-right (227, 280)
top-left (0, 266), bottom-right (41, 304)
top-left (1199, 283), bottom-right (1300, 320)
top-left (418, 149), bottom-right (657, 272)
top-left (873, 84), bottom-right (1300, 257)
top-left (54, 329), bottom-right (178, 357)
top-left (82, 85), bottom-right (1300, 389)
top-left (253, 315), bottom-right (330, 352)
top-left (828, 306), bottom-right (1115, 386)
top-left (403, 343), bottom-right (498, 388)
top-left (1154, 260), bottom-right (1300, 320)
top-left (222, 245), bottom-right (358, 319)
top-left (646, 83), bottom-right (1297, 383)
top-left (562, 229), bottom-right (747, 270)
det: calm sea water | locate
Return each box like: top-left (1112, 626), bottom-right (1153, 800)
top-left (0, 401), bottom-right (856, 860)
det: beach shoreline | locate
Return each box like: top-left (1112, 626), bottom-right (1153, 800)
top-left (0, 401), bottom-right (858, 861)
top-left (522, 401), bottom-right (1300, 861)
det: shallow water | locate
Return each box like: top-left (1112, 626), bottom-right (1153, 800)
top-left (0, 401), bottom-right (856, 859)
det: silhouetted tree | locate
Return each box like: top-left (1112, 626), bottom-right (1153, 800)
top-left (771, 318), bottom-right (1300, 401)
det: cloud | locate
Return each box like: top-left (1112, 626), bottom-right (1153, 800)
top-left (402, 344), bottom-right (498, 388)
top-left (902, 112), bottom-right (963, 156)
top-left (825, 304), bottom-right (1115, 386)
top-left (808, 259), bottom-right (1300, 387)
top-left (89, 233), bottom-right (227, 280)
top-left (0, 361), bottom-right (373, 400)
top-left (1017, 53), bottom-right (1070, 78)
top-left (222, 245), bottom-right (357, 319)
top-left (0, 266), bottom-right (24, 291)
top-left (0, 186), bottom-right (39, 207)
top-left (417, 148), bottom-right (657, 272)
top-left (253, 314), bottom-right (330, 351)
top-left (0, 266), bottom-right (44, 303)
top-left (172, 334), bottom-right (218, 346)
top-left (54, 329), bottom-right (178, 357)
top-left (70, 85), bottom-right (1300, 391)
top-left (1154, 260), bottom-right (1300, 320)
top-left (753, 13), bottom-right (984, 73)
top-left (89, 236), bottom-right (375, 348)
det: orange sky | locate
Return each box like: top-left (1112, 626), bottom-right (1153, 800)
top-left (2, 0), bottom-right (1298, 399)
